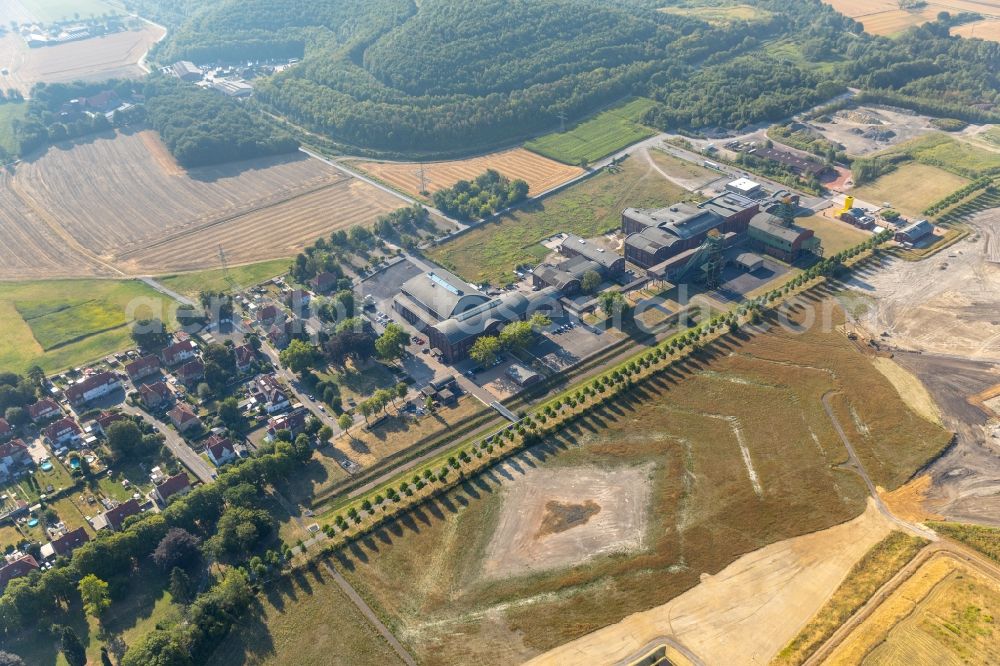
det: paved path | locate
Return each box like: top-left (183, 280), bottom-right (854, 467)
top-left (120, 402), bottom-right (216, 483)
top-left (138, 276), bottom-right (195, 307)
top-left (821, 391), bottom-right (937, 541)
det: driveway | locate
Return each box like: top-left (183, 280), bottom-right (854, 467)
top-left (119, 402), bottom-right (216, 484)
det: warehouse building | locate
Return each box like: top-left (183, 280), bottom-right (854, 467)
top-left (622, 203), bottom-right (727, 268)
top-left (532, 255), bottom-right (605, 295)
top-left (428, 287), bottom-right (559, 362)
top-left (747, 212), bottom-right (821, 262)
top-left (557, 234), bottom-right (626, 276)
top-left (394, 269), bottom-right (490, 330)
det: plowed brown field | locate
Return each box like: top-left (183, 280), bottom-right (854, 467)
top-left (353, 147), bottom-right (583, 199)
top-left (3, 130), bottom-right (404, 277)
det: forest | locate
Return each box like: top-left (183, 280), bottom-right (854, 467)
top-left (118, 0), bottom-right (1000, 158)
top-left (432, 170), bottom-right (530, 221)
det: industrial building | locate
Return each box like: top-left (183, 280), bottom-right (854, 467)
top-left (171, 61), bottom-right (202, 82)
top-left (556, 234), bottom-right (626, 276)
top-left (532, 254), bottom-right (606, 294)
top-left (747, 212), bottom-right (821, 261)
top-left (394, 269), bottom-right (491, 331)
top-left (428, 287), bottom-right (559, 362)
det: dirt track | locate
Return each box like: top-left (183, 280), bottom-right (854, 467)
top-left (525, 500), bottom-right (894, 666)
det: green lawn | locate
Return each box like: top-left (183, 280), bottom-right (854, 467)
top-left (0, 102), bottom-right (27, 156)
top-left (877, 133), bottom-right (1000, 180)
top-left (428, 155), bottom-right (688, 285)
top-left (158, 258), bottom-right (291, 298)
top-left (659, 4), bottom-right (770, 25)
top-left (851, 163), bottom-right (970, 217)
top-left (0, 279), bottom-right (176, 374)
top-left (19, 0), bottom-right (123, 23)
top-left (524, 98), bottom-right (658, 165)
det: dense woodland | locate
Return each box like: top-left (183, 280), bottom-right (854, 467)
top-left (432, 170), bottom-right (529, 221)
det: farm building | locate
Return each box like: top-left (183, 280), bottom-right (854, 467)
top-left (171, 61), bottom-right (202, 81)
top-left (557, 234), bottom-right (626, 276)
top-left (895, 219), bottom-right (935, 244)
top-left (428, 287), bottom-right (559, 363)
top-left (394, 269), bottom-right (490, 331)
top-left (747, 212), bottom-right (821, 262)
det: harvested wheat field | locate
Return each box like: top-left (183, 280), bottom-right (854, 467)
top-left (352, 148), bottom-right (584, 199)
top-left (0, 24), bottom-right (165, 96)
top-left (825, 551), bottom-right (1000, 665)
top-left (5, 130), bottom-right (404, 275)
top-left (952, 18), bottom-right (1000, 41)
top-left (824, 0), bottom-right (1000, 36)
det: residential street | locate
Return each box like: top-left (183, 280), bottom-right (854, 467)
top-left (119, 402), bottom-right (216, 484)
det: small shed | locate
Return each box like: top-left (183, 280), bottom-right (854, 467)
top-left (735, 252), bottom-right (765, 272)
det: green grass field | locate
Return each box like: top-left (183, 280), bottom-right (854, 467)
top-left (157, 258), bottom-right (291, 298)
top-left (794, 214), bottom-right (871, 255)
top-left (524, 98), bottom-right (657, 165)
top-left (851, 163), bottom-right (970, 217)
top-left (0, 279), bottom-right (175, 374)
top-left (875, 133), bottom-right (1000, 180)
top-left (322, 303), bottom-right (950, 665)
top-left (18, 0), bottom-right (123, 23)
top-left (659, 4), bottom-right (769, 25)
top-left (0, 102), bottom-right (27, 156)
top-left (205, 566), bottom-right (404, 666)
top-left (427, 156), bottom-right (688, 285)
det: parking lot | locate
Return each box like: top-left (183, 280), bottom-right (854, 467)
top-left (708, 259), bottom-right (789, 303)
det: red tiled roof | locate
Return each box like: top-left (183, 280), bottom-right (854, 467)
top-left (43, 417), bottom-right (81, 441)
top-left (154, 472), bottom-right (190, 501)
top-left (0, 439), bottom-right (28, 459)
top-left (177, 359), bottom-right (205, 381)
top-left (96, 411), bottom-right (125, 429)
top-left (47, 527), bottom-right (90, 558)
top-left (65, 371), bottom-right (118, 404)
top-left (162, 340), bottom-right (197, 364)
top-left (0, 555), bottom-right (39, 591)
top-left (104, 498), bottom-right (140, 531)
top-left (234, 344), bottom-right (255, 368)
top-left (125, 354), bottom-right (160, 379)
top-left (140, 381), bottom-right (172, 404)
top-left (0, 418), bottom-right (11, 437)
top-left (28, 399), bottom-right (60, 420)
top-left (207, 438), bottom-right (234, 462)
top-left (167, 404), bottom-right (199, 426)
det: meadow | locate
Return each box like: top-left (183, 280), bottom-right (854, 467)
top-left (0, 102), bottom-right (27, 155)
top-left (318, 300), bottom-right (950, 665)
top-left (0, 278), bottom-right (175, 373)
top-left (851, 163), bottom-right (969, 216)
top-left (524, 98), bottom-right (657, 165)
top-left (157, 258), bottom-right (292, 298)
top-left (427, 156), bottom-right (688, 285)
top-left (794, 214), bottom-right (871, 255)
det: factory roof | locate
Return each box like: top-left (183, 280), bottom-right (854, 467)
top-left (749, 212), bottom-right (808, 243)
top-left (559, 234), bottom-right (622, 269)
top-left (622, 204), bottom-right (724, 240)
top-left (432, 287), bottom-right (558, 344)
top-left (400, 269), bottom-right (489, 322)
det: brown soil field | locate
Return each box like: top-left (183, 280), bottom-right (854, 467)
top-left (328, 301), bottom-right (949, 665)
top-left (825, 551), bottom-right (1000, 665)
top-left (0, 171), bottom-right (112, 279)
top-left (0, 24), bottom-right (165, 95)
top-left (3, 130), bottom-right (405, 276)
top-left (481, 464), bottom-right (652, 580)
top-left (351, 148), bottom-right (584, 199)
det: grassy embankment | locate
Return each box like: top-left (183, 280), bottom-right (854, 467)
top-left (773, 531), bottom-right (928, 666)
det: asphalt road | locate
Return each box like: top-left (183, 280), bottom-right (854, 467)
top-left (119, 402), bottom-right (216, 484)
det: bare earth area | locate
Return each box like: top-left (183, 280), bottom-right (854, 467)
top-left (352, 148), bottom-right (583, 199)
top-left (526, 500), bottom-right (893, 666)
top-left (481, 464), bottom-right (652, 581)
top-left (0, 130), bottom-right (405, 277)
top-left (0, 25), bottom-right (165, 96)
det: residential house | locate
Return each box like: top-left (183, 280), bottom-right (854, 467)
top-left (0, 554), bottom-right (39, 592)
top-left (176, 359), bottom-right (205, 386)
top-left (27, 399), bottom-right (61, 423)
top-left (167, 404), bottom-right (201, 433)
top-left (0, 418), bottom-right (11, 441)
top-left (43, 418), bottom-right (81, 445)
top-left (93, 411), bottom-right (125, 435)
top-left (309, 271), bottom-right (340, 293)
top-left (0, 440), bottom-right (31, 481)
top-left (255, 304), bottom-right (279, 325)
top-left (267, 406), bottom-right (308, 437)
top-left (39, 527), bottom-right (90, 561)
top-left (252, 375), bottom-right (290, 414)
top-left (234, 344), bottom-right (256, 373)
top-left (268, 321), bottom-right (291, 349)
top-left (140, 381), bottom-right (173, 409)
top-left (93, 498), bottom-right (141, 532)
top-left (206, 437), bottom-right (236, 467)
top-left (162, 340), bottom-right (198, 366)
top-left (65, 371), bottom-right (121, 407)
top-left (125, 355), bottom-right (160, 383)
top-left (151, 472), bottom-right (191, 505)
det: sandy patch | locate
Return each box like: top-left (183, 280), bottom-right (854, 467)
top-left (480, 464), bottom-right (653, 581)
top-left (872, 357), bottom-right (943, 425)
top-left (878, 475), bottom-right (945, 523)
top-left (526, 499), bottom-right (894, 666)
